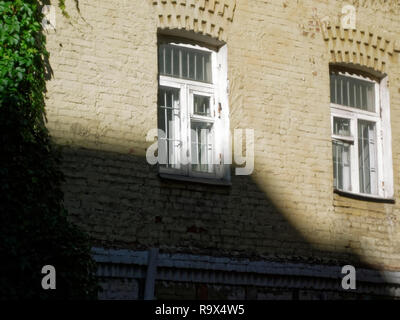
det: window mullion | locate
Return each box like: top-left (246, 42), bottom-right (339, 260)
top-left (369, 123), bottom-right (378, 195)
top-left (164, 90), bottom-right (168, 168)
top-left (180, 84), bottom-right (188, 175)
top-left (351, 115), bottom-right (359, 194)
top-left (188, 84), bottom-right (192, 176)
top-left (375, 118), bottom-right (384, 197)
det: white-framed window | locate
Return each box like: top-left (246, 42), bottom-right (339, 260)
top-left (330, 67), bottom-right (393, 199)
top-left (157, 37), bottom-right (230, 183)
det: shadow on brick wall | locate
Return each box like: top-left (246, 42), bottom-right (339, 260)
top-left (58, 145), bottom-right (396, 299)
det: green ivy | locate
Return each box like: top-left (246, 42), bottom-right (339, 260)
top-left (58, 0), bottom-right (69, 18)
top-left (0, 0), bottom-right (99, 299)
top-left (58, 0), bottom-right (80, 18)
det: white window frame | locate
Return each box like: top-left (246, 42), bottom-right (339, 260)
top-left (157, 39), bottom-right (230, 183)
top-left (330, 71), bottom-right (394, 199)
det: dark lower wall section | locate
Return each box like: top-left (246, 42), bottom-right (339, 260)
top-left (154, 281), bottom-right (382, 300)
top-left (98, 278), bottom-right (140, 300)
top-left (98, 279), bottom-right (397, 300)
top-left (93, 248), bottom-right (400, 300)
top-left (60, 145), bottom-right (394, 270)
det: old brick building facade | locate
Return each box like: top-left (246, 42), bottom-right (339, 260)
top-left (43, 0), bottom-right (400, 299)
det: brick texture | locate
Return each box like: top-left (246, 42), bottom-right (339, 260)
top-left (44, 0), bottom-right (400, 273)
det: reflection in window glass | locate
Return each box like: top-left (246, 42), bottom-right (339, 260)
top-left (194, 95), bottom-right (211, 117)
top-left (330, 73), bottom-right (375, 112)
top-left (158, 87), bottom-right (181, 169)
top-left (191, 121), bottom-right (214, 173)
top-left (333, 140), bottom-right (351, 191)
top-left (358, 120), bottom-right (377, 195)
top-left (159, 44), bottom-right (212, 83)
top-left (333, 117), bottom-right (351, 136)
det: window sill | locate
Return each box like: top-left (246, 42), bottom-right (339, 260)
top-left (159, 173), bottom-right (232, 187)
top-left (334, 188), bottom-right (395, 203)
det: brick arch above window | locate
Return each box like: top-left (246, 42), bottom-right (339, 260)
top-left (150, 0), bottom-right (236, 42)
top-left (322, 25), bottom-right (400, 74)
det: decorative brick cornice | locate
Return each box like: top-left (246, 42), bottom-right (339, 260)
top-left (323, 25), bottom-right (400, 73)
top-left (151, 0), bottom-right (236, 42)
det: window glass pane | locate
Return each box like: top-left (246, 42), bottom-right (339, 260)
top-left (336, 77), bottom-right (342, 105)
top-left (330, 73), bottom-right (375, 112)
top-left (342, 77), bottom-right (348, 106)
top-left (196, 53), bottom-right (204, 82)
top-left (354, 81), bottom-right (361, 109)
top-left (159, 44), bottom-right (212, 83)
top-left (333, 141), bottom-right (351, 191)
top-left (194, 95), bottom-right (211, 117)
top-left (358, 120), bottom-right (377, 194)
top-left (191, 121), bottom-right (214, 173)
top-left (158, 87), bottom-right (181, 169)
top-left (164, 45), bottom-right (172, 75)
top-left (181, 50), bottom-right (188, 79)
top-left (361, 84), bottom-right (367, 110)
top-left (204, 53), bottom-right (212, 83)
top-left (333, 117), bottom-right (351, 136)
top-left (188, 51), bottom-right (195, 80)
top-left (366, 84), bottom-right (375, 111)
top-left (330, 74), bottom-right (336, 104)
top-left (172, 47), bottom-right (180, 77)
top-left (349, 78), bottom-right (356, 108)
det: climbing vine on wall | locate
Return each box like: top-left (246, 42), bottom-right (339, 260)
top-left (58, 0), bottom-right (80, 18)
top-left (0, 0), bottom-right (98, 299)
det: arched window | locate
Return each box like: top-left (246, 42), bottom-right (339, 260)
top-left (157, 33), bottom-right (230, 185)
top-left (330, 65), bottom-right (393, 199)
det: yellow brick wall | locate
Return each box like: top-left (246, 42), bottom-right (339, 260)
top-left (44, 0), bottom-right (400, 271)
